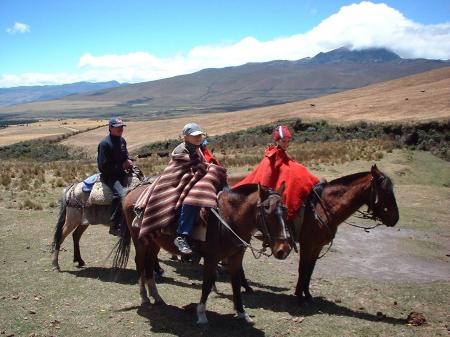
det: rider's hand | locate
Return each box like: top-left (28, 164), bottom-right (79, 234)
top-left (122, 159), bottom-right (133, 171)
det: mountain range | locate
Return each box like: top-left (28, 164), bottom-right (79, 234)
top-left (0, 81), bottom-right (123, 107)
top-left (0, 47), bottom-right (448, 120)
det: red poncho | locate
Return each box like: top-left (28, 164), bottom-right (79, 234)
top-left (233, 145), bottom-right (319, 220)
top-left (201, 146), bottom-right (221, 166)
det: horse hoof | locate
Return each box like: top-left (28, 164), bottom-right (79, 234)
top-left (237, 312), bottom-right (255, 325)
top-left (52, 265), bottom-right (61, 272)
top-left (196, 303), bottom-right (208, 325)
top-left (196, 319), bottom-right (208, 325)
top-left (154, 268), bottom-right (164, 277)
top-left (244, 287), bottom-right (254, 294)
top-left (154, 299), bottom-right (166, 306)
top-left (141, 298), bottom-right (151, 306)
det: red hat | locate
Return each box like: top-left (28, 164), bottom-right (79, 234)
top-left (274, 125), bottom-right (292, 141)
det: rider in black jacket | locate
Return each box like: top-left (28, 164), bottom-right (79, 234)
top-left (97, 117), bottom-right (133, 236)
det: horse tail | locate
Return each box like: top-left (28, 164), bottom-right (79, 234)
top-left (51, 187), bottom-right (69, 252)
top-left (111, 221), bottom-right (131, 269)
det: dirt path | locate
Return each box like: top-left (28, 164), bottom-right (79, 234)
top-left (313, 225), bottom-right (450, 282)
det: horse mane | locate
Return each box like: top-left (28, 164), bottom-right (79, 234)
top-left (230, 183), bottom-right (259, 195)
top-left (223, 184), bottom-right (259, 205)
top-left (327, 170), bottom-right (394, 190)
top-left (328, 171), bottom-right (370, 186)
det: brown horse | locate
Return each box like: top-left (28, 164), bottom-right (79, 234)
top-left (51, 166), bottom-right (145, 271)
top-left (294, 165), bottom-right (399, 304)
top-left (113, 183), bottom-right (293, 324)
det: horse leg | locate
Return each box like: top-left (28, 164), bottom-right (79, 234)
top-left (135, 243), bottom-right (151, 305)
top-left (51, 208), bottom-right (82, 271)
top-left (72, 225), bottom-right (88, 267)
top-left (154, 258), bottom-right (164, 277)
top-left (240, 267), bottom-right (253, 294)
top-left (295, 244), bottom-right (321, 305)
top-left (228, 252), bottom-right (254, 324)
top-left (196, 256), bottom-right (219, 324)
top-left (145, 245), bottom-right (165, 305)
top-left (302, 247), bottom-right (322, 304)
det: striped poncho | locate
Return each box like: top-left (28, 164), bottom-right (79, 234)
top-left (138, 152), bottom-right (227, 240)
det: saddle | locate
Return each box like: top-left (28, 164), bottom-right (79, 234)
top-left (132, 206), bottom-right (209, 242)
top-left (291, 181), bottom-right (327, 239)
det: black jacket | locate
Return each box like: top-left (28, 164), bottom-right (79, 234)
top-left (97, 134), bottom-right (129, 181)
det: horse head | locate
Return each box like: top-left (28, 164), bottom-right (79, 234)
top-left (369, 165), bottom-right (399, 227)
top-left (256, 183), bottom-right (292, 260)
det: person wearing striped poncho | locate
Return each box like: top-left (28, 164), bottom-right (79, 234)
top-left (137, 123), bottom-right (227, 255)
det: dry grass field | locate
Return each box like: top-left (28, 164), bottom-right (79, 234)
top-left (0, 149), bottom-right (449, 337)
top-left (59, 67), bottom-right (450, 156)
top-left (0, 119), bottom-right (107, 147)
top-left (1, 67), bottom-right (448, 155)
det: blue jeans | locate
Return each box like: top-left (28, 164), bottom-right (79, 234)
top-left (177, 204), bottom-right (200, 236)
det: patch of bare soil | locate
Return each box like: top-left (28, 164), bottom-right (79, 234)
top-left (312, 225), bottom-right (450, 282)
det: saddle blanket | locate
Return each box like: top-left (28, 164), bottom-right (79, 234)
top-left (81, 174), bottom-right (114, 205)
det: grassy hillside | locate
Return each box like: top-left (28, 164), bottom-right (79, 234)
top-left (0, 49), bottom-right (447, 119)
top-left (1, 67), bottom-right (448, 153)
top-left (56, 66), bottom-right (450, 156)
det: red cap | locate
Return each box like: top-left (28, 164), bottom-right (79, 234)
top-left (274, 125), bottom-right (292, 141)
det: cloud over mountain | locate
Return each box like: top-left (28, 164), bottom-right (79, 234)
top-left (1, 1), bottom-right (449, 87)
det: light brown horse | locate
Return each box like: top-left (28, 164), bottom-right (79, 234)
top-left (294, 165), bottom-right (399, 304)
top-left (113, 183), bottom-right (293, 324)
top-left (51, 166), bottom-right (145, 271)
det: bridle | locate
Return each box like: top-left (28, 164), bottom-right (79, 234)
top-left (211, 188), bottom-right (291, 259)
top-left (312, 174), bottom-right (388, 258)
top-left (256, 190), bottom-right (291, 249)
top-left (351, 174), bottom-right (388, 227)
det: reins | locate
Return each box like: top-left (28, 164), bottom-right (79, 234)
top-left (343, 176), bottom-right (385, 232)
top-left (210, 208), bottom-right (272, 259)
top-left (310, 188), bottom-right (335, 259)
top-left (312, 175), bottom-right (385, 259)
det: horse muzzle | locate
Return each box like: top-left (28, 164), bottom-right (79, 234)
top-left (272, 239), bottom-right (292, 260)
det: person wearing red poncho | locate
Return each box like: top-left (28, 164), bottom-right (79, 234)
top-left (233, 125), bottom-right (319, 221)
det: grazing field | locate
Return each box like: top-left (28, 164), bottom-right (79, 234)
top-left (0, 149), bottom-right (449, 337)
top-left (0, 119), bottom-right (107, 147)
top-left (1, 67), bottom-right (448, 155)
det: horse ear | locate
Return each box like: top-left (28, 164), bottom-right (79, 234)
top-left (277, 181), bottom-right (286, 195)
top-left (371, 164), bottom-right (381, 178)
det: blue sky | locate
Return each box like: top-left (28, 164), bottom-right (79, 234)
top-left (1, 0), bottom-right (449, 87)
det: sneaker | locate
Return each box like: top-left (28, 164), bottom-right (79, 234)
top-left (174, 236), bottom-right (192, 255)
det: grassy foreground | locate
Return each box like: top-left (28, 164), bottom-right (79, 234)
top-left (0, 149), bottom-right (449, 337)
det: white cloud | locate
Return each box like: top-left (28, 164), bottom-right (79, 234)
top-left (1, 1), bottom-right (450, 87)
top-left (6, 22), bottom-right (30, 34)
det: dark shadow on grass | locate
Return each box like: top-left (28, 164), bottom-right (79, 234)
top-left (160, 258), bottom-right (290, 292)
top-left (65, 267), bottom-right (138, 284)
top-left (131, 302), bottom-right (265, 337)
top-left (65, 266), bottom-right (204, 290)
top-left (214, 289), bottom-right (407, 325)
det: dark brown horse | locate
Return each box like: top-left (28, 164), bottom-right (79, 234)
top-left (294, 165), bottom-right (399, 304)
top-left (113, 183), bottom-right (293, 324)
top-left (51, 166), bottom-right (145, 271)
